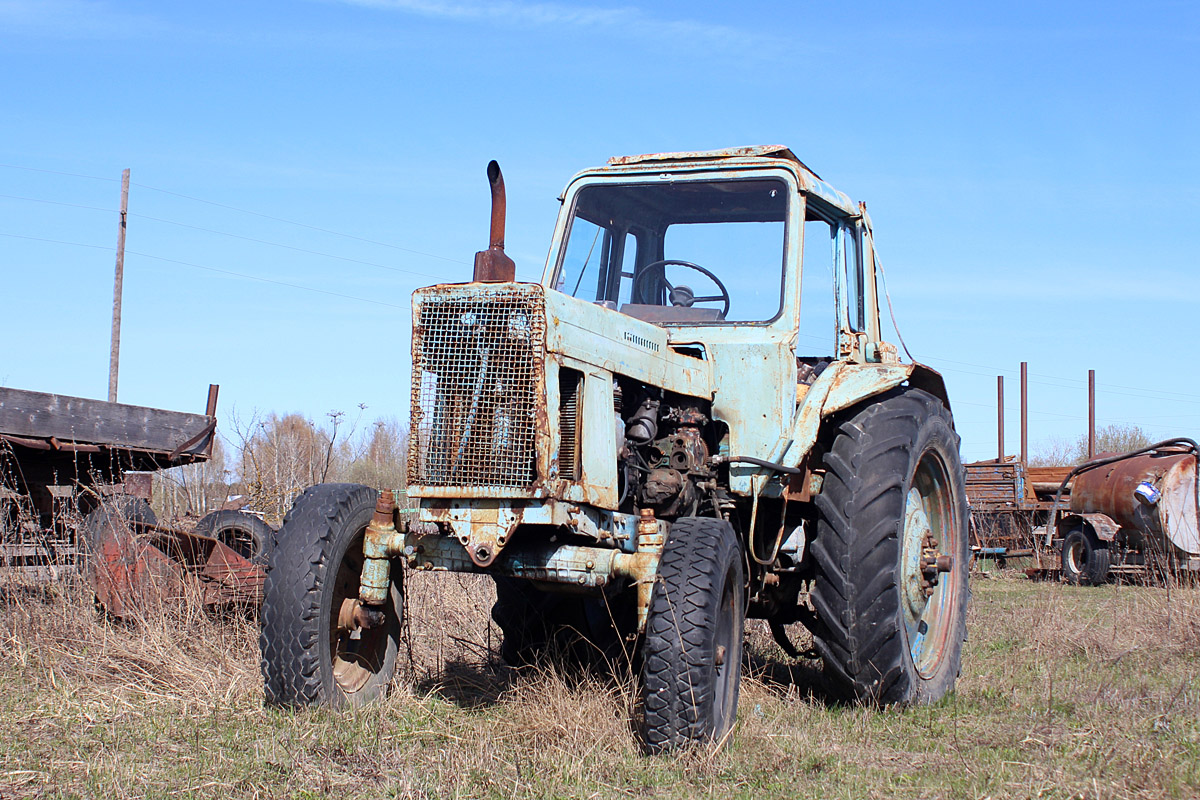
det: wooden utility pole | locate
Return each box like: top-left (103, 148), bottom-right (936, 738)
top-left (108, 168), bottom-right (130, 403)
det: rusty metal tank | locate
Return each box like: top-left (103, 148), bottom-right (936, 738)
top-left (1070, 448), bottom-right (1200, 558)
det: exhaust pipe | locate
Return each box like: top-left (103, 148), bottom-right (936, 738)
top-left (472, 160), bottom-right (516, 282)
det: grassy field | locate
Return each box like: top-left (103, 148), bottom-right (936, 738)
top-left (0, 569), bottom-right (1196, 800)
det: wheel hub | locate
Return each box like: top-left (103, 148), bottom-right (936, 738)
top-left (902, 488), bottom-right (936, 621)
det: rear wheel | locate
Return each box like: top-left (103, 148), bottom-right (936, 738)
top-left (1061, 527), bottom-right (1110, 585)
top-left (260, 484), bottom-right (402, 708)
top-left (810, 387), bottom-right (969, 705)
top-left (639, 516), bottom-right (745, 754)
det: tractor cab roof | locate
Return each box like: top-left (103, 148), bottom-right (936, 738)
top-left (595, 145), bottom-right (859, 218)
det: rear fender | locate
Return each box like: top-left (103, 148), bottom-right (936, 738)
top-left (1058, 512), bottom-right (1121, 543)
top-left (778, 361), bottom-right (950, 470)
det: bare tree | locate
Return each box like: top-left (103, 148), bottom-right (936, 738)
top-left (347, 417), bottom-right (410, 493)
top-left (153, 435), bottom-right (231, 519)
top-left (234, 413), bottom-right (335, 523)
top-left (1031, 423), bottom-right (1156, 466)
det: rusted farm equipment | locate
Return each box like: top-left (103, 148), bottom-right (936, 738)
top-left (1040, 439), bottom-right (1200, 584)
top-left (261, 146), bottom-right (971, 754)
top-left (0, 384), bottom-right (269, 613)
top-left (965, 458), bottom-right (1074, 567)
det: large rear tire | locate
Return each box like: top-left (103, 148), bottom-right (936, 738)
top-left (810, 387), bottom-right (969, 705)
top-left (260, 484), bottom-right (402, 708)
top-left (639, 516), bottom-right (745, 754)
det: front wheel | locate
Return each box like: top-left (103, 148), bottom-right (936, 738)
top-left (639, 516), bottom-right (745, 754)
top-left (260, 484), bottom-right (402, 708)
top-left (810, 387), bottom-right (969, 705)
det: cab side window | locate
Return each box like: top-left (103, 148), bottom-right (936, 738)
top-left (840, 221), bottom-right (864, 333)
top-left (801, 212), bottom-right (835, 354)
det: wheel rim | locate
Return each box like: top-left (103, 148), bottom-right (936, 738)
top-left (328, 529), bottom-right (391, 696)
top-left (1065, 536), bottom-right (1085, 574)
top-left (899, 450), bottom-right (961, 679)
top-left (711, 562), bottom-right (740, 732)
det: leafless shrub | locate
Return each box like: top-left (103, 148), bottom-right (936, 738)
top-left (1031, 423), bottom-right (1156, 466)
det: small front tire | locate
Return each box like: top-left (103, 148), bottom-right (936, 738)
top-left (260, 484), bottom-right (402, 708)
top-left (639, 516), bottom-right (745, 754)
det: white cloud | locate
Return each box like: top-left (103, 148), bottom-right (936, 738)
top-left (0, 0), bottom-right (166, 39)
top-left (334, 0), bottom-right (777, 51)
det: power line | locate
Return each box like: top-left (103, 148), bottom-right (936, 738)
top-left (131, 181), bottom-right (470, 266)
top-left (0, 163), bottom-right (117, 183)
top-left (3, 164), bottom-right (1197, 405)
top-left (0, 162), bottom-right (470, 267)
top-left (927, 358), bottom-right (1200, 406)
top-left (0, 192), bottom-right (111, 213)
top-left (131, 213), bottom-right (448, 282)
top-left (0, 191), bottom-right (451, 282)
top-left (124, 249), bottom-right (409, 310)
top-left (0, 231), bottom-right (408, 310)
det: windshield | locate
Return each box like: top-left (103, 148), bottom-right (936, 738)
top-left (552, 177), bottom-right (788, 324)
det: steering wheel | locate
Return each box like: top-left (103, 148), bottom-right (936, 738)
top-left (631, 259), bottom-right (731, 319)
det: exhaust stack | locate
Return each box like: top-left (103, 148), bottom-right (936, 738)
top-left (472, 160), bottom-right (516, 282)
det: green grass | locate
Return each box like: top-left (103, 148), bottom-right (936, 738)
top-left (0, 573), bottom-right (1196, 799)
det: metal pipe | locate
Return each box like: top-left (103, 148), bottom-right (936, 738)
top-left (1088, 369), bottom-right (1096, 459)
top-left (712, 454), bottom-right (803, 475)
top-left (997, 376), bottom-right (1005, 461)
top-left (1020, 362), bottom-right (1028, 467)
top-left (205, 384), bottom-right (219, 417)
top-left (487, 160), bottom-right (506, 250)
top-left (472, 160), bottom-right (517, 282)
top-left (359, 490), bottom-right (397, 605)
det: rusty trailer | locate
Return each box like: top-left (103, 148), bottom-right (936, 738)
top-left (965, 458), bottom-right (1075, 566)
top-left (1042, 439), bottom-right (1200, 583)
top-left (0, 384), bottom-right (267, 612)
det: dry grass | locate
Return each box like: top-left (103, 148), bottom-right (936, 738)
top-left (0, 569), bottom-right (1197, 799)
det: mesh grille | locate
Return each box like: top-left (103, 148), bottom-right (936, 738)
top-left (409, 285), bottom-right (545, 488)
top-left (558, 369), bottom-right (582, 481)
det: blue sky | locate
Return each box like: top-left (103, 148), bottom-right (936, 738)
top-left (2, 0), bottom-right (1197, 461)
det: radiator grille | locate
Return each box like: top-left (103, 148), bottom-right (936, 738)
top-left (558, 369), bottom-right (582, 481)
top-left (409, 285), bottom-right (545, 488)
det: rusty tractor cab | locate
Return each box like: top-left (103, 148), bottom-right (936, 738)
top-left (260, 146), bottom-right (970, 753)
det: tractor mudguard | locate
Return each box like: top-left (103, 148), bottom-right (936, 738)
top-left (778, 361), bottom-right (950, 471)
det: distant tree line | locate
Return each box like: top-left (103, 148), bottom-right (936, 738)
top-left (153, 410), bottom-right (409, 525)
top-left (1030, 423), bottom-right (1157, 467)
